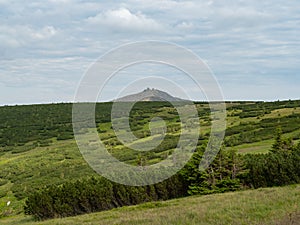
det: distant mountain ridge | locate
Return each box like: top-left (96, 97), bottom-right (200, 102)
top-left (115, 88), bottom-right (187, 102)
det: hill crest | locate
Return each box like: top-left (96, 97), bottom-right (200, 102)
top-left (115, 88), bottom-right (186, 102)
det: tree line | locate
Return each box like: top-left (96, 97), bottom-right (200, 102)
top-left (24, 174), bottom-right (187, 220)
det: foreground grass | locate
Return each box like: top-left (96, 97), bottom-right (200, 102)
top-left (1, 184), bottom-right (299, 225)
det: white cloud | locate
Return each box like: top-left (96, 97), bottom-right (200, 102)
top-left (0, 0), bottom-right (299, 104)
top-left (48, 0), bottom-right (71, 3)
top-left (0, 25), bottom-right (58, 48)
top-left (31, 26), bottom-right (57, 39)
top-left (86, 8), bottom-right (163, 32)
top-left (176, 21), bottom-right (194, 30)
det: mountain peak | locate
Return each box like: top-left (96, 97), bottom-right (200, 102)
top-left (115, 88), bottom-right (186, 102)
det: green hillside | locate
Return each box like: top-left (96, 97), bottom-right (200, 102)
top-left (1, 185), bottom-right (300, 225)
top-left (0, 100), bottom-right (300, 220)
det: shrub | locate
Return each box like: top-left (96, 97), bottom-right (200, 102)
top-left (24, 174), bottom-right (187, 220)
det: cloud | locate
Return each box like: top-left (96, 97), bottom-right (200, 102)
top-left (48, 0), bottom-right (71, 3)
top-left (176, 21), bottom-right (194, 30)
top-left (86, 8), bottom-right (163, 33)
top-left (0, 25), bottom-right (58, 48)
top-left (31, 26), bottom-right (57, 39)
top-left (0, 0), bottom-right (299, 104)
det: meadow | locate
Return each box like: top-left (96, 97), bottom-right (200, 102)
top-left (1, 185), bottom-right (299, 225)
top-left (0, 100), bottom-right (300, 221)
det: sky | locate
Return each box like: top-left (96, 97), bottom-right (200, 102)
top-left (0, 0), bottom-right (299, 105)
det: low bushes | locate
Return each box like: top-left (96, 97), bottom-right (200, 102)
top-left (24, 174), bottom-right (187, 220)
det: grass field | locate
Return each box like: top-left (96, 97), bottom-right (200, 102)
top-left (1, 184), bottom-right (299, 225)
top-left (229, 139), bottom-right (274, 154)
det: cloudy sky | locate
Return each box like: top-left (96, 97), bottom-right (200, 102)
top-left (0, 0), bottom-right (299, 105)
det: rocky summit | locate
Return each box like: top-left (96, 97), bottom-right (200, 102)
top-left (115, 88), bottom-right (187, 102)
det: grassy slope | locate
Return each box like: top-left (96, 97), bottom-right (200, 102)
top-left (1, 184), bottom-right (300, 225)
top-left (0, 139), bottom-right (100, 217)
top-left (1, 101), bottom-right (300, 219)
top-left (105, 103), bottom-right (300, 155)
top-left (229, 139), bottom-right (274, 154)
top-left (226, 106), bottom-right (300, 154)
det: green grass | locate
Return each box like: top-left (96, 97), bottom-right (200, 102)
top-left (1, 184), bottom-right (299, 225)
top-left (0, 139), bottom-right (100, 215)
top-left (230, 130), bottom-right (300, 154)
top-left (262, 107), bottom-right (300, 119)
top-left (228, 139), bottom-right (274, 154)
